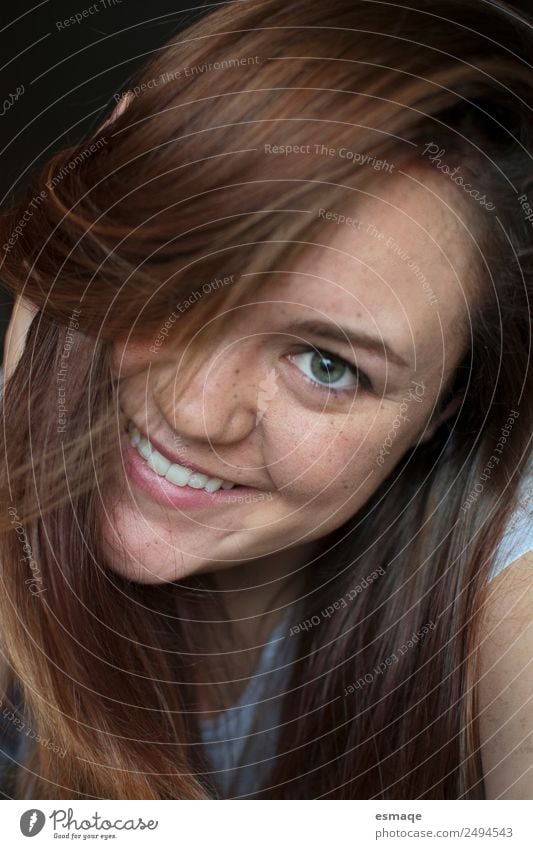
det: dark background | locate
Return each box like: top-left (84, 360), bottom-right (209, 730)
top-left (0, 0), bottom-right (215, 353)
top-left (0, 0), bottom-right (531, 353)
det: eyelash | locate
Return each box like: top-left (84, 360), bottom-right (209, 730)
top-left (288, 346), bottom-right (374, 396)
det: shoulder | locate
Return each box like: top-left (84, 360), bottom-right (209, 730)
top-left (478, 550), bottom-right (533, 799)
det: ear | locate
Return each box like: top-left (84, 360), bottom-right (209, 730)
top-left (417, 392), bottom-right (463, 444)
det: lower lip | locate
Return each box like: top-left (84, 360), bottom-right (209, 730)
top-left (121, 429), bottom-right (267, 510)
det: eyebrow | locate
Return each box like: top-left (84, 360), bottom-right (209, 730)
top-left (283, 319), bottom-right (411, 370)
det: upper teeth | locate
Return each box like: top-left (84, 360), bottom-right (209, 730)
top-left (128, 422), bottom-right (235, 493)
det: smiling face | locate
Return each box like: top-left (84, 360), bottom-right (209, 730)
top-left (103, 169), bottom-right (475, 584)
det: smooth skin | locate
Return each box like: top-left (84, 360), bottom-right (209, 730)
top-left (478, 551), bottom-right (533, 799)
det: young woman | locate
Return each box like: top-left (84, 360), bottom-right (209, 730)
top-left (1, 0), bottom-right (532, 800)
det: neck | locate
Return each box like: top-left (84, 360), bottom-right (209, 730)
top-left (210, 540), bottom-right (318, 642)
top-left (192, 541), bottom-right (319, 714)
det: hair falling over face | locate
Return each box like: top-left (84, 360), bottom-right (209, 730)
top-left (1, 0), bottom-right (533, 799)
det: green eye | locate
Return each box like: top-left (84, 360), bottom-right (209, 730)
top-left (290, 348), bottom-right (369, 391)
top-left (310, 351), bottom-right (349, 385)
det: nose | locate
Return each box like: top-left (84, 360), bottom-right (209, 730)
top-left (155, 342), bottom-right (263, 445)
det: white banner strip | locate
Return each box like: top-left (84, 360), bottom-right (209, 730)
top-left (1, 799), bottom-right (531, 848)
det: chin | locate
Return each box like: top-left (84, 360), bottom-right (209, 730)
top-left (99, 510), bottom-right (244, 584)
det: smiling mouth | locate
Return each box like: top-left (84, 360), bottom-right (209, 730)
top-left (126, 421), bottom-right (238, 494)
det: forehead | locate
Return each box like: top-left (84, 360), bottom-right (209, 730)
top-left (262, 170), bottom-right (474, 362)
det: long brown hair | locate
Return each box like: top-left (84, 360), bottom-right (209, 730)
top-left (1, 0), bottom-right (532, 799)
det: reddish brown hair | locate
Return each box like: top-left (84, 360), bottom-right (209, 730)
top-left (1, 0), bottom-right (532, 798)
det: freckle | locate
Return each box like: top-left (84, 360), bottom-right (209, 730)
top-left (234, 369), bottom-right (240, 374)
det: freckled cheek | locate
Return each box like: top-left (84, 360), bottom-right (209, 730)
top-left (267, 425), bottom-right (377, 506)
top-left (115, 369), bottom-right (161, 420)
top-left (267, 408), bottom-right (423, 510)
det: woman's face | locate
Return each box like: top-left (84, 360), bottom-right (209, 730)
top-left (104, 171), bottom-right (473, 583)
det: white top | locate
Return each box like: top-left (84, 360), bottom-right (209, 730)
top-left (489, 459), bottom-right (533, 580)
top-left (197, 612), bottom-right (295, 798)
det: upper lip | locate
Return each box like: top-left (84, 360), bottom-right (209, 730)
top-left (128, 420), bottom-right (247, 486)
